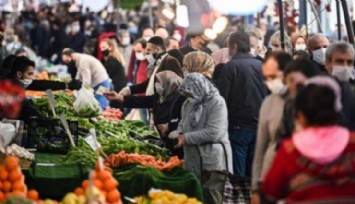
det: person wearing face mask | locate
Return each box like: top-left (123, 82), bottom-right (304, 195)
top-left (262, 51), bottom-right (293, 94)
top-left (104, 71), bottom-right (186, 158)
top-left (67, 20), bottom-right (86, 53)
top-left (291, 34), bottom-right (308, 53)
top-left (247, 31), bottom-right (264, 62)
top-left (180, 33), bottom-right (212, 55)
top-left (262, 76), bottom-right (355, 203)
top-left (251, 59), bottom-right (320, 204)
top-left (4, 55), bottom-right (82, 91)
top-left (308, 33), bottom-right (329, 73)
top-left (117, 30), bottom-right (133, 75)
top-left (168, 73), bottom-right (233, 204)
top-left (100, 39), bottom-right (126, 109)
top-left (61, 48), bottom-right (110, 109)
top-left (172, 30), bottom-right (183, 45)
top-left (217, 31), bottom-right (268, 177)
top-left (119, 36), bottom-right (182, 97)
top-left (127, 39), bottom-right (148, 85)
top-left (325, 42), bottom-right (355, 88)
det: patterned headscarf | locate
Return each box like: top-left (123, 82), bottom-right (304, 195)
top-left (155, 71), bottom-right (183, 104)
top-left (179, 73), bottom-right (220, 128)
top-left (183, 51), bottom-right (215, 75)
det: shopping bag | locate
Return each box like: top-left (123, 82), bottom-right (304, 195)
top-left (223, 175), bottom-right (251, 204)
top-left (73, 87), bottom-right (100, 117)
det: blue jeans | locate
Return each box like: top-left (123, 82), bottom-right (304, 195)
top-left (229, 128), bottom-right (256, 177)
top-left (94, 79), bottom-right (111, 109)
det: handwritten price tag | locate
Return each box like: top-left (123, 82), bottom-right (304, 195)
top-left (84, 135), bottom-right (101, 151)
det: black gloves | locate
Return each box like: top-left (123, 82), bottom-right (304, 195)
top-left (67, 79), bottom-right (82, 90)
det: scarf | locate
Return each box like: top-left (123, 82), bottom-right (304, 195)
top-left (179, 73), bottom-right (219, 128)
top-left (183, 51), bottom-right (215, 75)
top-left (155, 71), bottom-right (183, 104)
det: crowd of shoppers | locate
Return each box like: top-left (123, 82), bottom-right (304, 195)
top-left (0, 2), bottom-right (355, 203)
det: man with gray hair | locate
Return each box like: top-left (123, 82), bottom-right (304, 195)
top-left (325, 42), bottom-right (355, 84)
top-left (308, 33), bottom-right (330, 73)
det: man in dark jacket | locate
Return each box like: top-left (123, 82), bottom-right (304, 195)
top-left (119, 36), bottom-right (182, 96)
top-left (308, 33), bottom-right (329, 73)
top-left (217, 31), bottom-right (268, 177)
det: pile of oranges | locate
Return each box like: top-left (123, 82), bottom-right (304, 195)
top-left (74, 163), bottom-right (122, 204)
top-left (0, 156), bottom-right (39, 202)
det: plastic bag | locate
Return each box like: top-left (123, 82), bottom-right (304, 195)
top-left (73, 87), bottom-right (100, 117)
top-left (0, 122), bottom-right (16, 147)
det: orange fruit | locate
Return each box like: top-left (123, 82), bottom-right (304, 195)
top-left (3, 181), bottom-right (11, 192)
top-left (0, 167), bottom-right (9, 181)
top-left (74, 187), bottom-right (84, 196)
top-left (12, 180), bottom-right (25, 192)
top-left (9, 169), bottom-right (22, 182)
top-left (82, 180), bottom-right (89, 189)
top-left (11, 190), bottom-right (26, 197)
top-left (103, 179), bottom-right (117, 192)
top-left (97, 171), bottom-right (110, 181)
top-left (5, 156), bottom-right (19, 171)
top-left (106, 190), bottom-right (120, 203)
top-left (0, 191), bottom-right (4, 201)
top-left (93, 179), bottom-right (103, 190)
top-left (27, 189), bottom-right (39, 201)
top-left (0, 181), bottom-right (3, 190)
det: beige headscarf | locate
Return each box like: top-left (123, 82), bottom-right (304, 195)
top-left (183, 51), bottom-right (215, 77)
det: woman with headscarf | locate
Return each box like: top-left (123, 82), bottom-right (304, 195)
top-left (169, 73), bottom-right (233, 204)
top-left (182, 51), bottom-right (215, 79)
top-left (105, 71), bottom-right (185, 158)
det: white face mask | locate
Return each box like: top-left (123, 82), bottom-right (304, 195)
top-left (135, 52), bottom-right (145, 61)
top-left (143, 36), bottom-right (151, 42)
top-left (20, 79), bottom-right (33, 88)
top-left (146, 54), bottom-right (155, 64)
top-left (312, 48), bottom-right (327, 65)
top-left (258, 40), bottom-right (264, 49)
top-left (295, 44), bottom-right (307, 51)
top-left (72, 25), bottom-right (80, 34)
top-left (265, 78), bottom-right (285, 94)
top-left (121, 37), bottom-right (131, 46)
top-left (173, 33), bottom-right (182, 42)
top-left (332, 65), bottom-right (355, 82)
top-left (250, 48), bottom-right (256, 57)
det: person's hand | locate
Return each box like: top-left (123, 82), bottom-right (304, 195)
top-left (104, 92), bottom-right (124, 102)
top-left (157, 123), bottom-right (169, 137)
top-left (67, 79), bottom-right (82, 90)
top-left (251, 192), bottom-right (261, 204)
top-left (118, 87), bottom-right (131, 96)
top-left (174, 134), bottom-right (185, 149)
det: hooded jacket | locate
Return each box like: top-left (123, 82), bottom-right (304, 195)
top-left (262, 127), bottom-right (355, 203)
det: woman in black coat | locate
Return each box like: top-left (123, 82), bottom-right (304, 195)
top-left (105, 71), bottom-right (185, 158)
top-left (100, 39), bottom-right (127, 109)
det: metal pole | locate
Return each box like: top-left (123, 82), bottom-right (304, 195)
top-left (307, 0), bottom-right (323, 33)
top-left (336, 0), bottom-right (342, 41)
top-left (278, 0), bottom-right (285, 50)
top-left (303, 0), bottom-right (308, 37)
top-left (148, 1), bottom-right (154, 28)
top-left (341, 0), bottom-right (355, 46)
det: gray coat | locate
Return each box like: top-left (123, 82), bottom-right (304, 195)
top-left (251, 94), bottom-right (286, 191)
top-left (175, 96), bottom-right (233, 178)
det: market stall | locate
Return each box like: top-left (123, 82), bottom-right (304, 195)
top-left (0, 88), bottom-right (203, 204)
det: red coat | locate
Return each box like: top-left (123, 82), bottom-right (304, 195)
top-left (262, 132), bottom-right (355, 203)
top-left (136, 60), bottom-right (148, 84)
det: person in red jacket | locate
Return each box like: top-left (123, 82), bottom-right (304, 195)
top-left (127, 38), bottom-right (148, 85)
top-left (262, 75), bottom-right (355, 203)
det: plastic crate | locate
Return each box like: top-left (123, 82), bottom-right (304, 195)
top-left (25, 117), bottom-right (78, 154)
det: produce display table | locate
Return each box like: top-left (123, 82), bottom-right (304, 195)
top-left (23, 154), bottom-right (204, 202)
top-left (113, 164), bottom-right (204, 203)
top-left (23, 153), bottom-right (91, 200)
